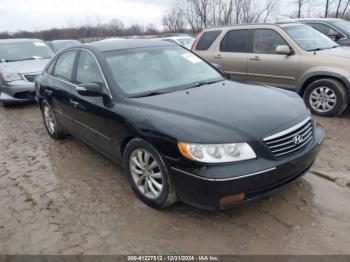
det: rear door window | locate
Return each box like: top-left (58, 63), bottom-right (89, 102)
top-left (220, 30), bottom-right (251, 53)
top-left (196, 30), bottom-right (222, 50)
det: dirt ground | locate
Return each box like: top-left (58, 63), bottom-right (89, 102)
top-left (0, 104), bottom-right (349, 255)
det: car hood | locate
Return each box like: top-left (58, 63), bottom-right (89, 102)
top-left (0, 59), bottom-right (50, 74)
top-left (318, 46), bottom-right (350, 59)
top-left (128, 80), bottom-right (310, 143)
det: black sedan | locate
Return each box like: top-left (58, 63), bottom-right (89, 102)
top-left (35, 40), bottom-right (325, 210)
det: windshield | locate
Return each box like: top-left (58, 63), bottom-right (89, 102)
top-left (177, 38), bottom-right (194, 46)
top-left (283, 25), bottom-right (338, 51)
top-left (104, 46), bottom-right (224, 97)
top-left (0, 41), bottom-right (54, 62)
top-left (330, 20), bottom-right (350, 35)
top-left (53, 40), bottom-right (80, 51)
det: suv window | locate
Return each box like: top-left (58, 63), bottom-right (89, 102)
top-left (220, 29), bottom-right (250, 53)
top-left (53, 51), bottom-right (77, 81)
top-left (76, 50), bottom-right (105, 86)
top-left (196, 30), bottom-right (222, 50)
top-left (253, 29), bottom-right (288, 54)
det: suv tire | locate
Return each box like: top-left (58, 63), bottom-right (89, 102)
top-left (123, 138), bottom-right (177, 209)
top-left (304, 78), bottom-right (348, 117)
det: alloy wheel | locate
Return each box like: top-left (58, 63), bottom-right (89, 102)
top-left (43, 105), bottom-right (55, 134)
top-left (129, 149), bottom-right (164, 199)
top-left (309, 86), bottom-right (337, 113)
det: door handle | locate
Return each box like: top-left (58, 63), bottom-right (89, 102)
top-left (214, 54), bottom-right (222, 59)
top-left (69, 99), bottom-right (79, 108)
top-left (250, 56), bottom-right (261, 61)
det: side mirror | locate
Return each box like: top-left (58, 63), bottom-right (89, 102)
top-left (76, 82), bottom-right (104, 97)
top-left (328, 32), bottom-right (342, 41)
top-left (276, 45), bottom-right (292, 55)
top-left (211, 63), bottom-right (231, 79)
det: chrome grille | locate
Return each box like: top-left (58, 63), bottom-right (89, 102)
top-left (264, 118), bottom-right (313, 158)
top-left (23, 74), bottom-right (39, 82)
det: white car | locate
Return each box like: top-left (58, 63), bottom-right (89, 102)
top-left (160, 36), bottom-right (195, 49)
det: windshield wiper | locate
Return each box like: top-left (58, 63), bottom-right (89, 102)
top-left (308, 45), bottom-right (339, 52)
top-left (308, 48), bottom-right (324, 52)
top-left (131, 79), bottom-right (224, 98)
top-left (185, 79), bottom-right (225, 90)
top-left (131, 91), bottom-right (170, 98)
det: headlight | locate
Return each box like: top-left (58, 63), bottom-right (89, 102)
top-left (178, 142), bottom-right (256, 163)
top-left (0, 72), bottom-right (23, 82)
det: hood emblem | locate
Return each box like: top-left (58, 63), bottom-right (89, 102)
top-left (293, 135), bottom-right (304, 145)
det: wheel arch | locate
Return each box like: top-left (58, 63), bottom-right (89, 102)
top-left (297, 72), bottom-right (350, 97)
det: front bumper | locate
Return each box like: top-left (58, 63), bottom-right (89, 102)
top-left (169, 123), bottom-right (325, 210)
top-left (0, 82), bottom-right (35, 103)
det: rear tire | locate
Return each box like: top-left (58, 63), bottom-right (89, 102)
top-left (123, 138), bottom-right (177, 209)
top-left (303, 78), bottom-right (348, 117)
top-left (41, 101), bottom-right (66, 139)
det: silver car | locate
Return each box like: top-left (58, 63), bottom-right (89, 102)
top-left (0, 39), bottom-right (54, 106)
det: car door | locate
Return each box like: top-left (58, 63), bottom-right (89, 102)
top-left (247, 29), bottom-right (299, 89)
top-left (212, 29), bottom-right (251, 81)
top-left (69, 50), bottom-right (115, 157)
top-left (47, 50), bottom-right (78, 130)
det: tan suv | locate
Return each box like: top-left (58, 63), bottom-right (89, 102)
top-left (192, 23), bottom-right (350, 116)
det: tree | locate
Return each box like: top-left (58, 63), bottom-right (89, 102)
top-left (336, 0), bottom-right (343, 17)
top-left (168, 0), bottom-right (277, 33)
top-left (296, 0), bottom-right (310, 18)
top-left (341, 0), bottom-right (350, 17)
top-left (162, 1), bottom-right (186, 32)
top-left (325, 0), bottom-right (330, 17)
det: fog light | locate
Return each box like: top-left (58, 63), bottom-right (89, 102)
top-left (219, 193), bottom-right (245, 206)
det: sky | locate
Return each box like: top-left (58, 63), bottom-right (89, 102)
top-left (0, 0), bottom-right (333, 33)
top-left (0, 0), bottom-right (171, 32)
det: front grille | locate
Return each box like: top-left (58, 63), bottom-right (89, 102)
top-left (263, 118), bottom-right (314, 158)
top-left (23, 74), bottom-right (39, 82)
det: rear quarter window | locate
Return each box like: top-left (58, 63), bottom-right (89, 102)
top-left (196, 30), bottom-right (222, 50)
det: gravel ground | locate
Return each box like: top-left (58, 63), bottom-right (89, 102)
top-left (0, 104), bottom-right (349, 255)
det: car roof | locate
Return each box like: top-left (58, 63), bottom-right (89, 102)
top-left (0, 38), bottom-right (45, 44)
top-left (279, 18), bottom-right (344, 23)
top-left (84, 39), bottom-right (176, 52)
top-left (201, 22), bottom-right (305, 31)
top-left (52, 39), bottom-right (80, 43)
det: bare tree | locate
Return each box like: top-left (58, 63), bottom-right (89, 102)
top-left (325, 0), bottom-right (330, 17)
top-left (341, 0), bottom-right (350, 17)
top-left (234, 0), bottom-right (277, 24)
top-left (336, 0), bottom-right (343, 17)
top-left (295, 0), bottom-right (310, 18)
top-left (162, 1), bottom-right (186, 32)
top-left (174, 0), bottom-right (277, 33)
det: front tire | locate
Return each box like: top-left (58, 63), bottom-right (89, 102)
top-left (41, 101), bottom-right (66, 139)
top-left (304, 78), bottom-right (348, 117)
top-left (123, 138), bottom-right (177, 209)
